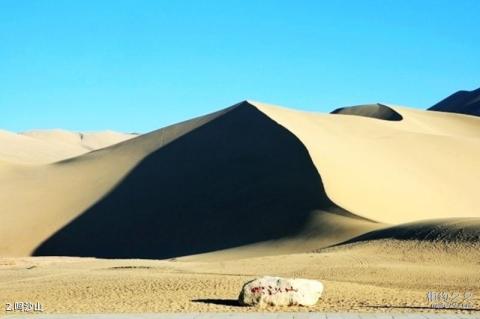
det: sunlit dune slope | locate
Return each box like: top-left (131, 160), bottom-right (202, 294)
top-left (253, 101), bottom-right (480, 224)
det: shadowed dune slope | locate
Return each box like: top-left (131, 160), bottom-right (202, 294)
top-left (330, 103), bottom-right (403, 121)
top-left (0, 106), bottom-right (232, 256)
top-left (429, 87), bottom-right (480, 117)
top-left (339, 218), bottom-right (480, 245)
top-left (32, 102), bottom-right (376, 259)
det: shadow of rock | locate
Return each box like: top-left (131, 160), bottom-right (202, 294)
top-left (191, 299), bottom-right (242, 307)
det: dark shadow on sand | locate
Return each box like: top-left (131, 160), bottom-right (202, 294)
top-left (327, 218), bottom-right (480, 249)
top-left (191, 299), bottom-right (242, 307)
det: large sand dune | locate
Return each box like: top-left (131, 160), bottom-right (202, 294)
top-left (0, 101), bottom-right (479, 259)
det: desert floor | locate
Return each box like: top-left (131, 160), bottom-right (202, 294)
top-left (1, 239), bottom-right (479, 315)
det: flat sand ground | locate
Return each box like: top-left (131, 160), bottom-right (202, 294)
top-left (1, 240), bottom-right (479, 315)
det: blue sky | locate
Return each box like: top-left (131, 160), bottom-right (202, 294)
top-left (1, 0), bottom-right (479, 133)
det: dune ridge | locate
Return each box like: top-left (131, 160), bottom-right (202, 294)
top-left (429, 87), bottom-right (480, 117)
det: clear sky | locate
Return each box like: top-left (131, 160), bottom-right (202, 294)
top-left (1, 0), bottom-right (479, 133)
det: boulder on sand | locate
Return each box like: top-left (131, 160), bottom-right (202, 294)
top-left (238, 276), bottom-right (324, 307)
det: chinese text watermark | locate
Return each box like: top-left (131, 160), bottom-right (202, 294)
top-left (5, 301), bottom-right (44, 313)
top-left (427, 291), bottom-right (474, 309)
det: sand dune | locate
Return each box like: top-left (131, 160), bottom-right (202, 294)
top-left (330, 103), bottom-right (403, 121)
top-left (1, 101), bottom-right (479, 260)
top-left (252, 101), bottom-right (480, 224)
top-left (429, 87), bottom-right (480, 117)
top-left (0, 129), bottom-right (136, 164)
top-left (0, 129), bottom-right (86, 164)
top-left (22, 129), bottom-right (137, 151)
top-left (28, 103), bottom-right (380, 259)
top-left (0, 107), bottom-right (233, 256)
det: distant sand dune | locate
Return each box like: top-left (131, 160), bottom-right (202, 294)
top-left (330, 103), bottom-right (403, 121)
top-left (0, 101), bottom-right (479, 259)
top-left (0, 129), bottom-right (86, 164)
top-left (22, 129), bottom-right (138, 151)
top-left (0, 129), bottom-right (136, 164)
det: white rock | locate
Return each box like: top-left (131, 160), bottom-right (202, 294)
top-left (238, 276), bottom-right (324, 307)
